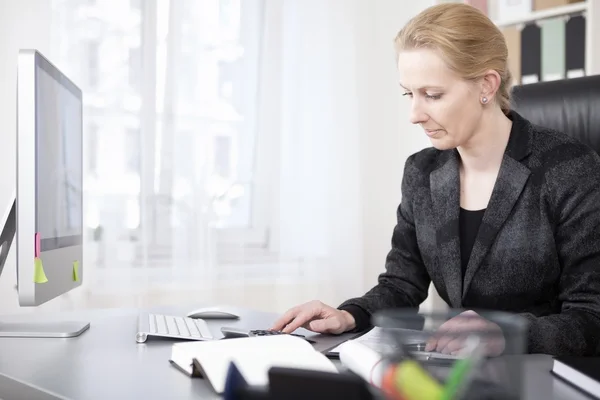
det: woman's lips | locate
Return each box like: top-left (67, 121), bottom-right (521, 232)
top-left (425, 129), bottom-right (443, 137)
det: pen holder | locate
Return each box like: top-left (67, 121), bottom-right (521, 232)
top-left (371, 309), bottom-right (528, 400)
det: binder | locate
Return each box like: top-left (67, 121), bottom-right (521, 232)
top-left (565, 15), bottom-right (586, 78)
top-left (541, 17), bottom-right (566, 81)
top-left (520, 23), bottom-right (541, 85)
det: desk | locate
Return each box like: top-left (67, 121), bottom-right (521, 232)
top-left (0, 305), bottom-right (590, 399)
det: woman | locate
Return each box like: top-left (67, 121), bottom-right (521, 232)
top-left (271, 3), bottom-right (600, 357)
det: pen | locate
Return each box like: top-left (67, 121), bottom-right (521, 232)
top-left (223, 362), bottom-right (248, 400)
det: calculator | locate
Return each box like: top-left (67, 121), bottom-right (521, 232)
top-left (220, 327), bottom-right (316, 343)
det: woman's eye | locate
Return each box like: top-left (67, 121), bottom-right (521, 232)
top-left (426, 94), bottom-right (442, 100)
top-left (402, 92), bottom-right (413, 97)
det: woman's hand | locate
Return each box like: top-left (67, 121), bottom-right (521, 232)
top-left (425, 310), bottom-right (505, 356)
top-left (270, 300), bottom-right (356, 334)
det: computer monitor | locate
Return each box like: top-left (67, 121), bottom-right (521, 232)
top-left (0, 49), bottom-right (89, 338)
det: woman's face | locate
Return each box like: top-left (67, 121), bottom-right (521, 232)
top-left (397, 48), bottom-right (484, 151)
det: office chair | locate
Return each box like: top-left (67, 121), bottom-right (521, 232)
top-left (510, 74), bottom-right (600, 156)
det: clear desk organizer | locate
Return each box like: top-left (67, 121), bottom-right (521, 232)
top-left (370, 309), bottom-right (529, 400)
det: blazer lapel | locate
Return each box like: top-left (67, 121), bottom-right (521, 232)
top-left (462, 111), bottom-right (533, 299)
top-left (430, 151), bottom-right (463, 307)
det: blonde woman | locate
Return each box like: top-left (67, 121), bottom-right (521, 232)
top-left (272, 3), bottom-right (600, 358)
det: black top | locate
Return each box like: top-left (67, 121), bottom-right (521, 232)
top-left (342, 207), bottom-right (486, 333)
top-left (459, 208), bottom-right (486, 276)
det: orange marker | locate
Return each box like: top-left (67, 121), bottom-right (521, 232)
top-left (381, 364), bottom-right (405, 400)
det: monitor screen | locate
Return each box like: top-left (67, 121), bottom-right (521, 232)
top-left (35, 57), bottom-right (82, 252)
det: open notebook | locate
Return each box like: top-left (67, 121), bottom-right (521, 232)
top-left (169, 335), bottom-right (338, 394)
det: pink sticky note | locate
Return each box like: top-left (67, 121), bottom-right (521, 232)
top-left (34, 233), bottom-right (40, 258)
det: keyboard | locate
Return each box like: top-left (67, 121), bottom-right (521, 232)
top-left (136, 312), bottom-right (214, 343)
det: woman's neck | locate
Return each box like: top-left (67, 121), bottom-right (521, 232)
top-left (458, 108), bottom-right (512, 174)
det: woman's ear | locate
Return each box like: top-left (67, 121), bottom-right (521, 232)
top-left (480, 69), bottom-right (502, 104)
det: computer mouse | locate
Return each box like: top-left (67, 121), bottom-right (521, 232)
top-left (186, 307), bottom-right (240, 320)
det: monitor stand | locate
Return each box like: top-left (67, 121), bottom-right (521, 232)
top-left (0, 198), bottom-right (89, 338)
top-left (0, 321), bottom-right (90, 338)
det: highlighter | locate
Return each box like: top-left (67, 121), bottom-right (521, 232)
top-left (393, 360), bottom-right (443, 400)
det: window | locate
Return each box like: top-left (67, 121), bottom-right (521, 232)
top-left (87, 125), bottom-right (98, 173)
top-left (214, 135), bottom-right (232, 178)
top-left (130, 0), bottom-right (141, 11)
top-left (178, 53), bottom-right (198, 106)
top-left (218, 0), bottom-right (240, 42)
top-left (125, 128), bottom-right (140, 172)
top-left (51, 0), bottom-right (268, 285)
top-left (86, 40), bottom-right (100, 88)
top-left (128, 46), bottom-right (141, 93)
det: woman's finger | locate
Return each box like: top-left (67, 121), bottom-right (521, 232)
top-left (271, 306), bottom-right (301, 331)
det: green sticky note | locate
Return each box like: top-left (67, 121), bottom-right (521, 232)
top-left (72, 260), bottom-right (79, 282)
top-left (34, 257), bottom-right (48, 283)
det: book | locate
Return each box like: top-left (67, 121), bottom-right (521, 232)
top-left (552, 357), bottom-right (600, 399)
top-left (330, 327), bottom-right (463, 388)
top-left (169, 334), bottom-right (338, 394)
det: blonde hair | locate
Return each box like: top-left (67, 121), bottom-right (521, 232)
top-left (394, 3), bottom-right (512, 114)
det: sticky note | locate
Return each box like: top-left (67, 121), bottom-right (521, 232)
top-left (34, 257), bottom-right (48, 283)
top-left (34, 232), bottom-right (40, 257)
top-left (72, 260), bottom-right (79, 282)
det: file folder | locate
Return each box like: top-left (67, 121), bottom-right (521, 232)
top-left (541, 17), bottom-right (566, 82)
top-left (521, 23), bottom-right (541, 85)
top-left (565, 15), bottom-right (586, 78)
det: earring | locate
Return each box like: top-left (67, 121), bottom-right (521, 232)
top-left (481, 96), bottom-right (488, 104)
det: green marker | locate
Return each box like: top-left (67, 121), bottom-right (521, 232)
top-left (441, 358), bottom-right (473, 400)
top-left (441, 336), bottom-right (483, 400)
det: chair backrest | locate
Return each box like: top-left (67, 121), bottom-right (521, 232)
top-left (510, 75), bottom-right (600, 156)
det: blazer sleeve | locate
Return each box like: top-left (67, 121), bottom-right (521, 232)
top-left (338, 156), bottom-right (432, 331)
top-left (521, 147), bottom-right (600, 356)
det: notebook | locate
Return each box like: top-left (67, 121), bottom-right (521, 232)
top-left (169, 335), bottom-right (338, 394)
top-left (327, 326), bottom-right (428, 356)
top-left (328, 326), bottom-right (461, 361)
top-left (552, 357), bottom-right (600, 399)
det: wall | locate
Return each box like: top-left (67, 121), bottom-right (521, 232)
top-left (0, 1), bottom-right (53, 312)
top-left (358, 0), bottom-right (446, 311)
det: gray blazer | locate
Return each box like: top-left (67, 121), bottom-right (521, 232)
top-left (339, 110), bottom-right (600, 357)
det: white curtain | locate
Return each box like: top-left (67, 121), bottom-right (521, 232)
top-left (46, 0), bottom-right (373, 307)
top-left (256, 0), bottom-right (365, 297)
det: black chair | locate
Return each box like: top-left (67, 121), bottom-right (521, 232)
top-left (510, 74), bottom-right (600, 156)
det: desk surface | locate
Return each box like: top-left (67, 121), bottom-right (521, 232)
top-left (0, 305), bottom-right (591, 399)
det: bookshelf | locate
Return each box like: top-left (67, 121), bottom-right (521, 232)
top-left (493, 2), bottom-right (587, 28)
top-left (434, 0), bottom-right (600, 79)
